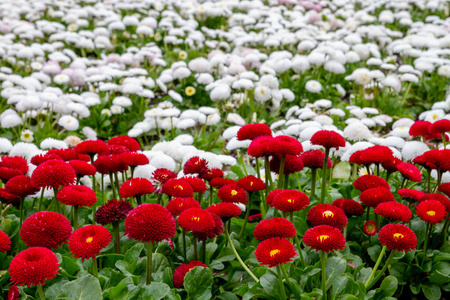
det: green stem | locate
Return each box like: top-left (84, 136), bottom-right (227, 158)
top-left (311, 168), bottom-right (317, 201)
top-left (364, 245), bottom-right (387, 288)
top-left (182, 228), bottom-right (187, 261)
top-left (109, 173), bottom-right (117, 199)
top-left (442, 133), bottom-right (447, 149)
top-left (225, 225), bottom-right (259, 282)
top-left (202, 240), bottom-right (206, 263)
top-left (238, 192), bottom-right (252, 240)
top-left (92, 258), bottom-right (98, 278)
top-left (19, 197), bottom-right (24, 228)
top-left (209, 186), bottom-right (213, 206)
top-left (193, 236), bottom-right (198, 260)
top-left (320, 148), bottom-right (330, 204)
top-left (147, 242), bottom-right (153, 284)
top-left (366, 250), bottom-right (395, 290)
top-left (37, 283), bottom-right (46, 300)
top-left (423, 223), bottom-right (432, 256)
top-left (74, 206), bottom-right (79, 230)
top-left (38, 188), bottom-right (45, 211)
top-left (113, 222), bottom-right (120, 254)
top-left (276, 265), bottom-right (287, 300)
top-left (277, 155), bottom-right (286, 189)
top-left (321, 251), bottom-right (327, 300)
top-left (265, 156), bottom-right (274, 191)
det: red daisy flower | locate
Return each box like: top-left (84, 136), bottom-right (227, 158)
top-left (209, 178), bottom-right (236, 188)
top-left (104, 145), bottom-right (130, 156)
top-left (425, 133), bottom-right (449, 144)
top-left (421, 193), bottom-right (450, 213)
top-left (331, 198), bottom-right (364, 216)
top-left (428, 119), bottom-right (450, 134)
top-left (0, 188), bottom-right (20, 206)
top-left (248, 136), bottom-right (274, 158)
top-left (162, 178), bottom-right (194, 198)
top-left (125, 203), bottom-right (176, 243)
top-left (173, 261), bottom-right (208, 288)
top-left (363, 221), bottom-right (377, 236)
top-left (108, 136), bottom-right (141, 152)
top-left (119, 177), bottom-right (154, 198)
top-left (409, 121), bottom-right (431, 137)
top-left (206, 203), bottom-right (242, 220)
top-left (152, 168), bottom-right (177, 185)
top-left (254, 217), bottom-right (296, 240)
top-left (303, 225), bottom-right (346, 253)
top-left (398, 189), bottom-right (425, 202)
top-left (69, 225), bottom-right (111, 260)
top-left (0, 156), bottom-right (28, 174)
top-left (183, 156), bottom-right (209, 176)
top-left (200, 168), bottom-right (224, 181)
top-left (217, 183), bottom-right (248, 204)
top-left (119, 152), bottom-right (149, 167)
top-left (0, 167), bottom-right (23, 182)
top-left (378, 224), bottom-right (417, 252)
top-left (5, 175), bottom-right (39, 198)
top-left (0, 230), bottom-right (11, 253)
top-left (178, 208), bottom-right (215, 234)
top-left (93, 155), bottom-right (113, 175)
top-left (236, 123), bottom-right (272, 141)
top-left (95, 199), bottom-right (133, 225)
top-left (416, 200), bottom-right (447, 225)
top-left (255, 237), bottom-right (296, 267)
top-left (47, 149), bottom-right (89, 162)
top-left (269, 135), bottom-right (303, 156)
top-left (359, 187), bottom-right (395, 207)
top-left (31, 160), bottom-right (76, 190)
top-left (349, 150), bottom-right (368, 165)
top-left (397, 162), bottom-right (421, 182)
top-left (266, 189), bottom-right (285, 206)
top-left (374, 202), bottom-right (412, 222)
top-left (301, 150), bottom-right (332, 169)
top-left (69, 160), bottom-right (96, 177)
top-left (310, 130), bottom-right (346, 150)
top-left (8, 284), bottom-right (19, 300)
top-left (166, 197), bottom-right (201, 216)
top-left (31, 153), bottom-right (63, 166)
top-left (272, 190), bottom-right (310, 213)
top-left (9, 247), bottom-right (59, 287)
top-left (20, 211), bottom-right (72, 249)
top-left (248, 213), bottom-right (262, 223)
top-left (353, 175), bottom-right (390, 192)
top-left (307, 204), bottom-right (348, 230)
top-left (381, 156), bottom-right (402, 173)
top-left (270, 154), bottom-right (304, 174)
top-left (181, 176), bottom-right (207, 193)
top-left (74, 140), bottom-right (108, 156)
top-left (196, 213), bottom-right (224, 241)
top-left (57, 185), bottom-right (96, 207)
top-left (237, 175), bottom-right (266, 192)
top-left (359, 146), bottom-right (393, 165)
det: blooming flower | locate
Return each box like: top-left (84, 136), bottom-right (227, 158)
top-left (303, 225), bottom-right (346, 252)
top-left (378, 224), bottom-right (417, 252)
top-left (255, 237), bottom-right (297, 267)
top-left (69, 225), bottom-right (111, 260)
top-left (416, 200), bottom-right (447, 224)
top-left (254, 217), bottom-right (296, 240)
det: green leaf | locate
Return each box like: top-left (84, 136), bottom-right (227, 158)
top-left (152, 253), bottom-right (170, 274)
top-left (260, 272), bottom-right (285, 300)
top-left (107, 277), bottom-right (135, 300)
top-left (45, 279), bottom-right (69, 299)
top-left (429, 262), bottom-right (450, 285)
top-left (331, 275), bottom-right (349, 298)
top-left (293, 216), bottom-right (309, 237)
top-left (230, 165), bottom-right (245, 178)
top-left (62, 275), bottom-right (102, 300)
top-left (165, 289), bottom-right (182, 300)
top-left (332, 162), bottom-right (351, 180)
top-left (184, 267), bottom-right (213, 300)
top-left (124, 243), bottom-right (144, 270)
top-left (217, 291), bottom-right (239, 300)
top-left (325, 257), bottom-right (347, 290)
top-left (138, 282), bottom-right (170, 300)
top-left (115, 260), bottom-right (134, 276)
top-left (422, 283), bottom-right (441, 300)
top-left (367, 245), bottom-right (381, 263)
top-left (163, 267), bottom-right (174, 288)
top-left (216, 247), bottom-right (236, 262)
top-left (378, 275), bottom-right (397, 297)
top-left (61, 256), bottom-right (81, 276)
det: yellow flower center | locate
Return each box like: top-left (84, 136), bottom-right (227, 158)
top-left (393, 233), bottom-right (404, 239)
top-left (231, 190), bottom-right (238, 196)
top-left (176, 185), bottom-right (184, 190)
top-left (270, 249), bottom-right (280, 257)
top-left (427, 211), bottom-right (436, 216)
top-left (287, 198), bottom-right (294, 203)
top-left (192, 217), bottom-right (200, 222)
top-left (318, 235), bottom-right (329, 242)
top-left (86, 237), bottom-right (93, 243)
top-left (322, 211), bottom-right (334, 218)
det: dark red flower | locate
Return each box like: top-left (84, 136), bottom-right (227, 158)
top-left (420, 193), bottom-right (450, 213)
top-left (248, 136), bottom-right (274, 158)
top-left (270, 154), bottom-right (304, 174)
top-left (31, 160), bottom-right (76, 190)
top-left (31, 153), bottom-right (63, 166)
top-left (69, 160), bottom-right (96, 176)
top-left (378, 224), bottom-right (417, 252)
top-left (381, 156), bottom-right (402, 173)
top-left (196, 213), bottom-right (224, 241)
top-left (0, 167), bottom-right (23, 182)
top-left (310, 130), bottom-right (346, 149)
top-left (363, 221), bottom-right (377, 236)
top-left (303, 225), bottom-right (346, 253)
top-left (181, 176), bottom-right (207, 193)
top-left (409, 121), bottom-right (431, 137)
top-left (57, 185), bottom-right (96, 207)
top-left (255, 237), bottom-right (296, 267)
top-left (307, 204), bottom-right (348, 229)
top-left (7, 284), bottom-right (19, 300)
top-left (9, 247), bottom-right (59, 287)
top-left (20, 211), bottom-right (72, 249)
top-left (166, 197), bottom-right (201, 216)
top-left (0, 156), bottom-right (28, 174)
top-left (162, 178), bottom-right (194, 197)
top-left (254, 217), bottom-right (296, 240)
top-left (178, 208), bottom-right (215, 234)
top-left (398, 189), bottom-right (425, 202)
top-left (95, 199), bottom-right (133, 225)
top-left (237, 123), bottom-right (272, 141)
top-left (349, 150), bottom-right (368, 165)
top-left (0, 188), bottom-right (20, 206)
top-left (0, 230), bottom-right (11, 253)
top-left (272, 190), bottom-right (310, 213)
top-left (69, 225), bottom-right (111, 260)
top-left (217, 183), bottom-right (248, 204)
top-left (359, 146), bottom-right (393, 165)
top-left (269, 135), bottom-right (303, 156)
top-left (237, 175), bottom-right (266, 192)
top-left (108, 136), bottom-right (141, 151)
top-left (74, 140), bottom-right (108, 156)
top-left (103, 145), bottom-right (130, 156)
top-left (119, 177), bottom-right (154, 198)
top-left (416, 200), bottom-right (447, 224)
top-left (119, 152), bottom-right (149, 167)
top-left (152, 168), bottom-right (177, 185)
top-left (266, 189), bottom-right (286, 206)
top-left (206, 203), bottom-right (242, 221)
top-left (5, 175), bottom-right (39, 198)
top-left (183, 156), bottom-right (209, 176)
top-left (301, 150), bottom-right (332, 169)
top-left (359, 187), bottom-right (395, 207)
top-left (353, 175), bottom-right (390, 192)
top-left (331, 198), bottom-right (364, 216)
top-left (200, 168), bottom-right (224, 181)
top-left (125, 203), bottom-right (176, 243)
top-left (248, 213), bottom-right (262, 222)
top-left (397, 162), bottom-right (421, 182)
top-left (374, 202), bottom-right (412, 222)
top-left (428, 119), bottom-right (450, 134)
top-left (173, 261), bottom-right (208, 288)
top-left (209, 178), bottom-right (236, 188)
